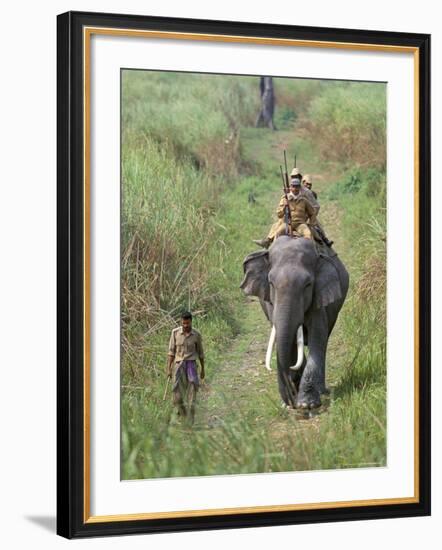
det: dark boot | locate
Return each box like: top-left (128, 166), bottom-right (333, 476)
top-left (323, 236), bottom-right (334, 247)
top-left (316, 226), bottom-right (334, 247)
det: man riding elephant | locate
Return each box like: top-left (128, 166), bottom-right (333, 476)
top-left (253, 178), bottom-right (317, 249)
top-left (291, 168), bottom-right (319, 213)
top-left (294, 169), bottom-right (333, 247)
top-left (302, 173), bottom-right (317, 200)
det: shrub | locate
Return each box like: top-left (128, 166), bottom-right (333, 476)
top-left (326, 167), bottom-right (386, 201)
top-left (306, 82), bottom-right (386, 170)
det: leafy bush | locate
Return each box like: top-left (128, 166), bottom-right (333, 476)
top-left (306, 82), bottom-right (386, 170)
top-left (274, 105), bottom-right (297, 129)
top-left (327, 167), bottom-right (386, 201)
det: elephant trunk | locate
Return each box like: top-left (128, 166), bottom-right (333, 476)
top-left (275, 305), bottom-right (304, 372)
top-left (275, 326), bottom-right (295, 371)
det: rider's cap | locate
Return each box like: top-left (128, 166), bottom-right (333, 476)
top-left (290, 178), bottom-right (301, 187)
top-left (290, 168), bottom-right (301, 177)
top-left (303, 174), bottom-right (312, 184)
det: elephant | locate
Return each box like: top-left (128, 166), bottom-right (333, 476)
top-left (240, 236), bottom-right (349, 409)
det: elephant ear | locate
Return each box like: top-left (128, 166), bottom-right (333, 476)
top-left (313, 255), bottom-right (342, 309)
top-left (240, 250), bottom-right (270, 302)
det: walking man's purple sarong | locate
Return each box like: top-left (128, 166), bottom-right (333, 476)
top-left (172, 359), bottom-right (199, 391)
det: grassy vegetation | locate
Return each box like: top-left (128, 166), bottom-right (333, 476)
top-left (322, 165), bottom-right (387, 466)
top-left (121, 70), bottom-right (387, 479)
top-left (305, 82), bottom-right (387, 171)
top-left (121, 71), bottom-right (259, 389)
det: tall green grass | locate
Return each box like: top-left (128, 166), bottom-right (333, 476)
top-left (121, 71), bottom-right (260, 386)
top-left (122, 70), bottom-right (258, 177)
top-left (306, 82), bottom-right (386, 170)
top-left (322, 165), bottom-right (387, 467)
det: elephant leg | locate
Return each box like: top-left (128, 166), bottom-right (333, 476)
top-left (316, 340), bottom-right (328, 395)
top-left (297, 311), bottom-right (328, 409)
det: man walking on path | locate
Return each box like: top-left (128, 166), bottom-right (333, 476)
top-left (167, 311), bottom-right (205, 424)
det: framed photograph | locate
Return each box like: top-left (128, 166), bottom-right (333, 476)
top-left (57, 11), bottom-right (431, 539)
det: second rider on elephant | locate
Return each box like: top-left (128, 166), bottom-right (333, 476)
top-left (254, 178), bottom-right (317, 249)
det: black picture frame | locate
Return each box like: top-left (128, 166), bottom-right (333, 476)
top-left (57, 10), bottom-right (431, 539)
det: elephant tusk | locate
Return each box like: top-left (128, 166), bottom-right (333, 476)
top-left (265, 325), bottom-right (276, 371)
top-left (289, 326), bottom-right (304, 370)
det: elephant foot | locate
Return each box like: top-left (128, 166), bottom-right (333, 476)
top-left (296, 389), bottom-right (321, 410)
top-left (319, 385), bottom-right (330, 396)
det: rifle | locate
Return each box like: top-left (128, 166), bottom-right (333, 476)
top-left (280, 164), bottom-right (292, 236)
top-left (283, 150), bottom-right (290, 188)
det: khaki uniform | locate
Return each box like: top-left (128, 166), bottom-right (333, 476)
top-left (299, 186), bottom-right (320, 214)
top-left (268, 193), bottom-right (317, 240)
top-left (290, 170), bottom-right (318, 208)
top-left (303, 173), bottom-right (317, 199)
top-left (168, 327), bottom-right (204, 363)
top-left (299, 184), bottom-right (326, 239)
top-left (289, 174), bottom-right (332, 246)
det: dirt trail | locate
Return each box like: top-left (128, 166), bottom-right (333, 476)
top-left (192, 127), bottom-right (347, 442)
top-left (194, 297), bottom-right (271, 430)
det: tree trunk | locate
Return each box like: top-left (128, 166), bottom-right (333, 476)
top-left (255, 77), bottom-right (276, 130)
